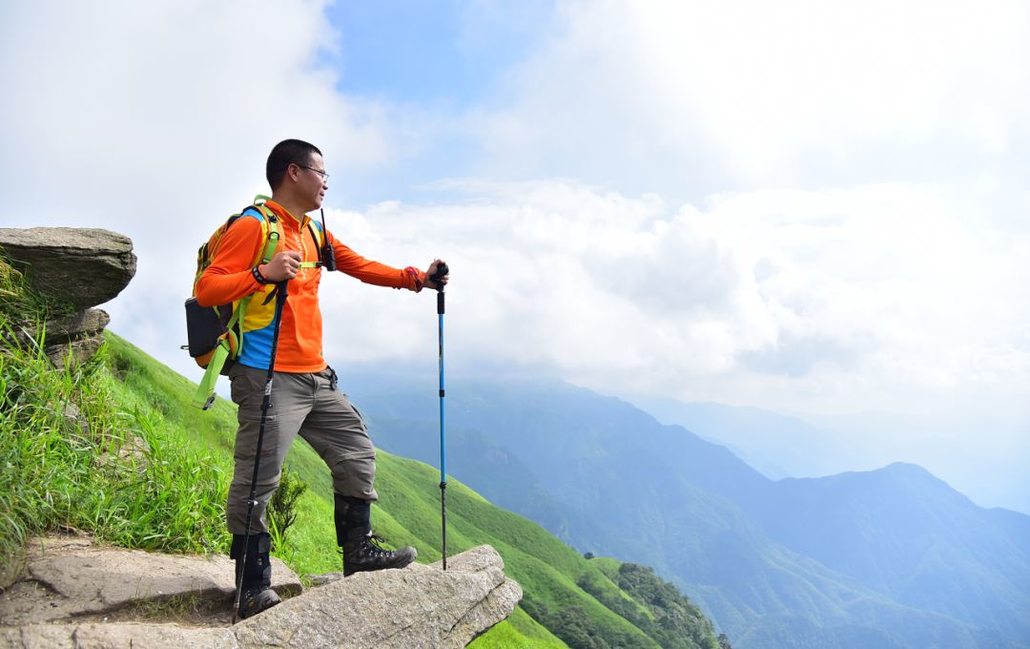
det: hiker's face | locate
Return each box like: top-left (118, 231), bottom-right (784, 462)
top-left (295, 153), bottom-right (328, 212)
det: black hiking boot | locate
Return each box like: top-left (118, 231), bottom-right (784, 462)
top-left (343, 532), bottom-right (418, 576)
top-left (231, 532), bottom-right (281, 620)
top-left (335, 494), bottom-right (417, 577)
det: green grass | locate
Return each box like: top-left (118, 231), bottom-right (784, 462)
top-left (0, 258), bottom-right (723, 648)
top-left (469, 606), bottom-right (567, 649)
top-left (0, 262), bottom-right (228, 587)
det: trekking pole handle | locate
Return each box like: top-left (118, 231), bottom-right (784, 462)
top-left (429, 262), bottom-right (448, 315)
top-left (429, 262), bottom-right (448, 289)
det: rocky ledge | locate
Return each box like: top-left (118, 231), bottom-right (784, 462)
top-left (0, 227), bottom-right (136, 368)
top-left (0, 536), bottom-right (521, 648)
top-left (0, 228), bottom-right (136, 311)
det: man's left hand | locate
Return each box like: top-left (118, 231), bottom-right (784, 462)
top-left (424, 259), bottom-right (449, 290)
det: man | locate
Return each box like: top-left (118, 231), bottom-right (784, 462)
top-left (196, 139), bottom-right (447, 618)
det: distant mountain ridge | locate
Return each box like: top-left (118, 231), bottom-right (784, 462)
top-left (635, 397), bottom-right (1030, 516)
top-left (739, 462), bottom-right (1030, 643)
top-left (340, 366), bottom-right (1030, 649)
top-left (629, 397), bottom-right (840, 480)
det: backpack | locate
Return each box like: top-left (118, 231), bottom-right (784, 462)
top-left (184, 195), bottom-right (324, 409)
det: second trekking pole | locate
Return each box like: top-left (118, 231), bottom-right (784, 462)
top-left (430, 262), bottom-right (449, 570)
top-left (232, 279), bottom-right (289, 624)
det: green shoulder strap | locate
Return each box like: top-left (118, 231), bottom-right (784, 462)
top-left (192, 199), bottom-right (282, 410)
top-left (226, 202), bottom-right (281, 355)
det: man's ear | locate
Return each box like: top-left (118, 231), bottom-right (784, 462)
top-left (285, 163), bottom-right (300, 184)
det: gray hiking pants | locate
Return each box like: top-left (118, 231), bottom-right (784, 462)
top-left (225, 364), bottom-right (377, 535)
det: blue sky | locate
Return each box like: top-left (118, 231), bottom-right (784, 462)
top-left (325, 1), bottom-right (546, 105)
top-left (316, 1), bottom-right (556, 204)
top-left (1, 0), bottom-right (1028, 513)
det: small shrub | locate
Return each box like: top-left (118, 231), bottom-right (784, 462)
top-left (268, 468), bottom-right (308, 551)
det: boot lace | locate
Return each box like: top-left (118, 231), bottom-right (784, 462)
top-left (365, 533), bottom-right (392, 556)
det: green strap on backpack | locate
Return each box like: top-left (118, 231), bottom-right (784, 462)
top-left (187, 196), bottom-right (281, 409)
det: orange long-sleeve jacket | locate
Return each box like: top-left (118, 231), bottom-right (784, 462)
top-left (195, 200), bottom-right (424, 373)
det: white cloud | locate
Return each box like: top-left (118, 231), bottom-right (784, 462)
top-left (313, 177), bottom-right (1030, 416)
top-left (473, 0), bottom-right (1030, 195)
top-left (309, 176), bottom-right (1029, 510)
top-left (0, 0), bottom-right (396, 376)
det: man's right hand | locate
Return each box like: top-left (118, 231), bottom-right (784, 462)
top-left (259, 250), bottom-right (303, 282)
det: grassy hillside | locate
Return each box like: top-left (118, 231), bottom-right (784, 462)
top-left (0, 259), bottom-right (726, 648)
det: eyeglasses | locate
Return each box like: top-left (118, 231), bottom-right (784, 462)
top-left (294, 163), bottom-right (329, 180)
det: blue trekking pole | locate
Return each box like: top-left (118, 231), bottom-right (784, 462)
top-left (429, 262), bottom-right (449, 570)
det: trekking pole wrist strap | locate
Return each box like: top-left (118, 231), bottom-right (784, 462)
top-left (252, 265), bottom-right (272, 285)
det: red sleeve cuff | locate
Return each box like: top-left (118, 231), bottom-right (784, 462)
top-left (404, 266), bottom-right (425, 292)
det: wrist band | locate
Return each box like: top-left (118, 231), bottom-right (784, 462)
top-left (252, 265), bottom-right (271, 285)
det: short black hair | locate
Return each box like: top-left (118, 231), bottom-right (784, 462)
top-left (266, 139), bottom-right (323, 190)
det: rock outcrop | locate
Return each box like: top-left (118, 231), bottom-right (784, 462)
top-left (0, 228), bottom-right (136, 310)
top-left (0, 536), bottom-right (521, 648)
top-left (0, 227), bottom-right (135, 367)
top-left (235, 545), bottom-right (522, 649)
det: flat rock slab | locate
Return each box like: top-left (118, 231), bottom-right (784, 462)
top-left (0, 227), bottom-right (136, 309)
top-left (236, 544), bottom-right (522, 648)
top-left (0, 536), bottom-right (301, 626)
top-left (0, 622), bottom-right (239, 649)
top-left (0, 544), bottom-right (521, 649)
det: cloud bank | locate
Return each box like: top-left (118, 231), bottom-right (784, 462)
top-left (2, 0), bottom-right (1028, 511)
